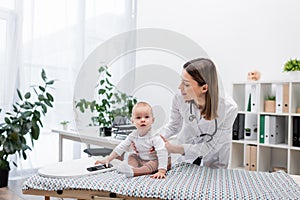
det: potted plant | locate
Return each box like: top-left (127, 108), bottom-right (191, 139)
top-left (75, 66), bottom-right (137, 136)
top-left (0, 69), bottom-right (55, 187)
top-left (244, 128), bottom-right (251, 137)
top-left (60, 121), bottom-right (70, 130)
top-left (264, 95), bottom-right (276, 113)
top-left (283, 58), bottom-right (300, 80)
top-left (283, 59), bottom-right (300, 72)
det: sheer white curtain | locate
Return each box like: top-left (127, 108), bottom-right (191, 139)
top-left (22, 0), bottom-right (136, 129)
top-left (0, 4), bottom-right (21, 119)
top-left (0, 0), bottom-right (136, 178)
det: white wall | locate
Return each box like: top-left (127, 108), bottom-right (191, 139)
top-left (134, 0), bottom-right (300, 127)
top-left (136, 0), bottom-right (300, 93)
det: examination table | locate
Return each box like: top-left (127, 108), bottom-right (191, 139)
top-left (22, 158), bottom-right (300, 200)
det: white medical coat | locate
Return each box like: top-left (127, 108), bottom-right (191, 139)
top-left (161, 93), bottom-right (238, 168)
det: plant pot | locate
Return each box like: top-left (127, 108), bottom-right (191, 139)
top-left (0, 169), bottom-right (9, 188)
top-left (283, 71), bottom-right (300, 81)
top-left (245, 129), bottom-right (251, 137)
top-left (62, 124), bottom-right (68, 130)
top-left (100, 127), bottom-right (112, 136)
top-left (264, 100), bottom-right (275, 113)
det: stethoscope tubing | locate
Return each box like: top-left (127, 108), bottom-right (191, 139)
top-left (188, 101), bottom-right (217, 143)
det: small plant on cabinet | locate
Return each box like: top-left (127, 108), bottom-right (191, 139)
top-left (60, 121), bottom-right (70, 130)
top-left (264, 95), bottom-right (276, 113)
top-left (283, 59), bottom-right (300, 72)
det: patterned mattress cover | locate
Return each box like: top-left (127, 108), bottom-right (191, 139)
top-left (23, 162), bottom-right (300, 199)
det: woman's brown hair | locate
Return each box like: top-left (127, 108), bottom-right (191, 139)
top-left (183, 58), bottom-right (219, 120)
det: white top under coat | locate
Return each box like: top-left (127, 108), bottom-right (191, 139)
top-left (114, 129), bottom-right (168, 170)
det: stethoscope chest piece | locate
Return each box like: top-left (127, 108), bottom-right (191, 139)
top-left (189, 101), bottom-right (197, 122)
top-left (189, 114), bottom-right (197, 122)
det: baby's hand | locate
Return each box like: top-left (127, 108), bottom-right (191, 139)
top-left (94, 160), bottom-right (104, 165)
top-left (94, 158), bottom-right (110, 167)
top-left (150, 169), bottom-right (166, 179)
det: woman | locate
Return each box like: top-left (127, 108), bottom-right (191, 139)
top-left (160, 58), bottom-right (238, 168)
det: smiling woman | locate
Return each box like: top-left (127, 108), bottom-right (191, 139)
top-left (160, 58), bottom-right (238, 168)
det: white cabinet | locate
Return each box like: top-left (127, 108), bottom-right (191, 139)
top-left (230, 81), bottom-right (300, 175)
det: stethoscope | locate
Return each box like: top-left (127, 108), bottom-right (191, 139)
top-left (188, 101), bottom-right (218, 142)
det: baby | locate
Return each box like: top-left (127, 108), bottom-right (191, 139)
top-left (95, 101), bottom-right (168, 179)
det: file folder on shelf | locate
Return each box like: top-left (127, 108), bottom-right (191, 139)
top-left (250, 145), bottom-right (257, 171)
top-left (276, 83), bottom-right (289, 113)
top-left (260, 115), bottom-right (265, 143)
top-left (269, 116), bottom-right (285, 145)
top-left (245, 145), bottom-right (251, 171)
top-left (245, 144), bottom-right (257, 171)
top-left (232, 113), bottom-right (245, 140)
top-left (264, 116), bottom-right (270, 144)
top-left (293, 117), bottom-right (300, 147)
top-left (250, 84), bottom-right (258, 112)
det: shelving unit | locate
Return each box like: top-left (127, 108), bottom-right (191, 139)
top-left (230, 81), bottom-right (300, 175)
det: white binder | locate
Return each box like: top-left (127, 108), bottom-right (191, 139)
top-left (250, 84), bottom-right (258, 113)
top-left (264, 116), bottom-right (270, 144)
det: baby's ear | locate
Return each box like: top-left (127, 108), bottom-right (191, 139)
top-left (152, 117), bottom-right (155, 123)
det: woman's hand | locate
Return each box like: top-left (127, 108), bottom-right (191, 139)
top-left (150, 169), bottom-right (166, 179)
top-left (160, 135), bottom-right (172, 152)
top-left (160, 135), bottom-right (185, 155)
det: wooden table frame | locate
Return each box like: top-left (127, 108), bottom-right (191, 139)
top-left (22, 189), bottom-right (157, 200)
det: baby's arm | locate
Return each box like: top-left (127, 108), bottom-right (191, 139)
top-left (95, 151), bottom-right (119, 167)
top-left (95, 135), bottom-right (133, 167)
top-left (150, 136), bottom-right (169, 179)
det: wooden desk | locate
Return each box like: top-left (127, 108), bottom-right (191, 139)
top-left (52, 128), bottom-right (122, 161)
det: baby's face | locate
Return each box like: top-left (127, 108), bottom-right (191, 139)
top-left (131, 105), bottom-right (154, 136)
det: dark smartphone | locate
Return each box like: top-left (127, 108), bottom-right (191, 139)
top-left (86, 163), bottom-right (113, 172)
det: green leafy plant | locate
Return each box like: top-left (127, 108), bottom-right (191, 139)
top-left (266, 95), bottom-right (276, 101)
top-left (0, 69), bottom-right (55, 171)
top-left (283, 59), bottom-right (300, 72)
top-left (60, 121), bottom-right (70, 125)
top-left (75, 66), bottom-right (137, 127)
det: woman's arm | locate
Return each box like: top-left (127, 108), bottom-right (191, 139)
top-left (161, 94), bottom-right (184, 139)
